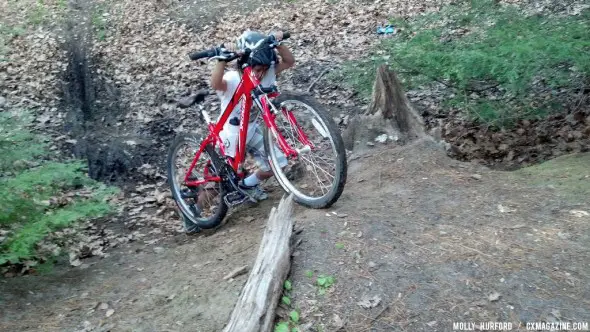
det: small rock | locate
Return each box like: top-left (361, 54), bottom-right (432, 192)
top-left (471, 174), bottom-right (482, 180)
top-left (368, 261), bottom-right (377, 268)
top-left (337, 213), bottom-right (348, 218)
top-left (427, 321), bottom-right (438, 327)
top-left (497, 204), bottom-right (516, 213)
top-left (300, 322), bottom-right (314, 331)
top-left (569, 210), bottom-right (589, 218)
top-left (366, 142), bottom-right (375, 147)
top-left (488, 292), bottom-right (501, 302)
top-left (153, 247), bottom-right (165, 253)
top-left (98, 302), bottom-right (109, 310)
top-left (357, 231), bottom-right (363, 238)
top-left (357, 295), bottom-right (382, 309)
top-left (332, 314), bottom-right (344, 329)
top-left (105, 309), bottom-right (115, 317)
top-left (0, 96), bottom-right (6, 108)
top-left (375, 134), bottom-right (388, 144)
top-left (473, 300), bottom-right (487, 307)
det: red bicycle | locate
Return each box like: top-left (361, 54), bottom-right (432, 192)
top-left (167, 32), bottom-right (347, 229)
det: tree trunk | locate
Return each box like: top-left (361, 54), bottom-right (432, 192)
top-left (342, 65), bottom-right (427, 149)
top-left (222, 194), bottom-right (294, 332)
top-left (367, 65), bottom-right (425, 141)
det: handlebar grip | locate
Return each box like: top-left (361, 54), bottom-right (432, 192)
top-left (189, 49), bottom-right (217, 60)
top-left (282, 31), bottom-right (291, 40)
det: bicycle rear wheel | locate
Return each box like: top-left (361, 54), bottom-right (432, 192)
top-left (263, 92), bottom-right (347, 208)
top-left (167, 134), bottom-right (228, 230)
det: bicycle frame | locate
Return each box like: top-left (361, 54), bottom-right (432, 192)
top-left (183, 66), bottom-right (313, 187)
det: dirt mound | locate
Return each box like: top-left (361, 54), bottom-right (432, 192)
top-left (285, 140), bottom-right (590, 331)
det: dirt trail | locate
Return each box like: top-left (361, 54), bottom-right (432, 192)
top-left (287, 140), bottom-right (590, 331)
top-left (0, 198), bottom-right (279, 332)
top-left (2, 140), bottom-right (588, 331)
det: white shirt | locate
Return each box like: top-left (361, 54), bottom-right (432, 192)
top-left (216, 66), bottom-right (277, 122)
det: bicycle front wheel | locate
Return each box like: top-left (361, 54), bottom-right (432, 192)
top-left (263, 92), bottom-right (347, 209)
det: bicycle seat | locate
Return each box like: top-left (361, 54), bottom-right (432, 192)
top-left (177, 90), bottom-right (209, 108)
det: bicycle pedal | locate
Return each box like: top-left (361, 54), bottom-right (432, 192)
top-left (224, 192), bottom-right (249, 207)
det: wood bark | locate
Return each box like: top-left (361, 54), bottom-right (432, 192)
top-left (222, 194), bottom-right (294, 332)
top-left (367, 64), bottom-right (425, 141)
top-left (342, 65), bottom-right (427, 149)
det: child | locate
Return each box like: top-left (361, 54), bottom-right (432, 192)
top-left (210, 30), bottom-right (295, 200)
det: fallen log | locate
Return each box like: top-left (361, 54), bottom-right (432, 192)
top-left (222, 194), bottom-right (294, 332)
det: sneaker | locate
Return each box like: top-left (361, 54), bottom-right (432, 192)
top-left (239, 182), bottom-right (268, 201)
top-left (182, 214), bottom-right (201, 234)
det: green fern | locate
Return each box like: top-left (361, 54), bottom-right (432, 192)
top-left (0, 110), bottom-right (119, 265)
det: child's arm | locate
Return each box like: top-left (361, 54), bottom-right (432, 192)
top-left (274, 32), bottom-right (295, 75)
top-left (275, 45), bottom-right (295, 75)
top-left (211, 61), bottom-right (228, 92)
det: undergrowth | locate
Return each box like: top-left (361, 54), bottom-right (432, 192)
top-left (335, 0), bottom-right (590, 127)
top-left (0, 111), bottom-right (118, 266)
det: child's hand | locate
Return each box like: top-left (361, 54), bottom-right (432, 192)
top-left (272, 31), bottom-right (285, 41)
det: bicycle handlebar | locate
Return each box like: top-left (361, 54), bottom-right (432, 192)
top-left (189, 31), bottom-right (291, 62)
top-left (189, 49), bottom-right (218, 61)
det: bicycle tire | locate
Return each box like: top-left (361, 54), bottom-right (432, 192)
top-left (167, 133), bottom-right (228, 229)
top-left (263, 92), bottom-right (347, 208)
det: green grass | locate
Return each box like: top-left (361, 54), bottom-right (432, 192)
top-left (513, 152), bottom-right (590, 203)
top-left (336, 0), bottom-right (590, 127)
top-left (27, 0), bottom-right (49, 25)
top-left (91, 4), bottom-right (109, 41)
top-left (0, 111), bottom-right (119, 265)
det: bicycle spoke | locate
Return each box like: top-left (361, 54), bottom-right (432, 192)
top-left (299, 154), bottom-right (335, 181)
top-left (301, 157), bottom-right (328, 195)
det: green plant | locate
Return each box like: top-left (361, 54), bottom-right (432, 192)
top-left (275, 279), bottom-right (302, 331)
top-left (284, 279), bottom-right (292, 291)
top-left (316, 275), bottom-right (335, 295)
top-left (335, 242), bottom-right (344, 249)
top-left (0, 111), bottom-right (118, 265)
top-left (28, 0), bottom-right (48, 25)
top-left (281, 295), bottom-right (291, 306)
top-left (305, 270), bottom-right (313, 278)
top-left (275, 322), bottom-right (290, 332)
top-left (91, 4), bottom-right (109, 41)
top-left (337, 0), bottom-right (590, 127)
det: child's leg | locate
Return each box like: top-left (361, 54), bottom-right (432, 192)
top-left (244, 125), bottom-right (287, 186)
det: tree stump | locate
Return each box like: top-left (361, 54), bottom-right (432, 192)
top-left (222, 194), bottom-right (294, 332)
top-left (342, 65), bottom-right (426, 149)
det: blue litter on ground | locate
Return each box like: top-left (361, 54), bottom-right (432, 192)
top-left (376, 24), bottom-right (395, 35)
